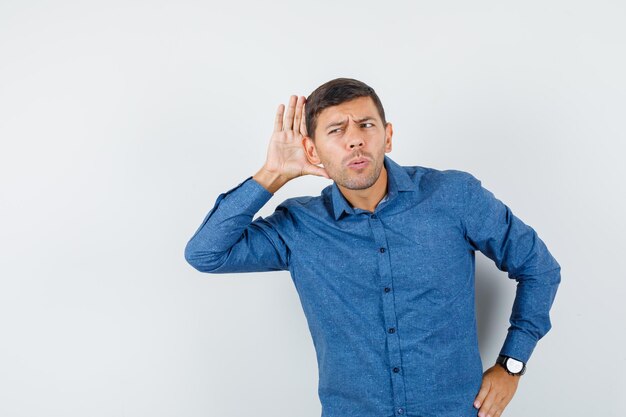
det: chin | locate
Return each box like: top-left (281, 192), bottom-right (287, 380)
top-left (345, 179), bottom-right (378, 190)
top-left (337, 170), bottom-right (380, 190)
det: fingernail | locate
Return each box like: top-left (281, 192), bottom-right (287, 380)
top-left (474, 401), bottom-right (480, 408)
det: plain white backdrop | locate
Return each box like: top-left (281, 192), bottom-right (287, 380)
top-left (1, 1), bottom-right (625, 416)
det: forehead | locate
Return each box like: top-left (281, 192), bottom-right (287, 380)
top-left (316, 96), bottom-right (380, 124)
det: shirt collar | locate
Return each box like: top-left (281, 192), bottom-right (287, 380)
top-left (330, 154), bottom-right (415, 220)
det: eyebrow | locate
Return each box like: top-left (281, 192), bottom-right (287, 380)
top-left (325, 117), bottom-right (376, 130)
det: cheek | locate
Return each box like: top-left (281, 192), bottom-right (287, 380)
top-left (317, 147), bottom-right (341, 168)
top-left (323, 158), bottom-right (340, 171)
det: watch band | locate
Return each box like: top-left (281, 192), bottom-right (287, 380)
top-left (496, 354), bottom-right (526, 376)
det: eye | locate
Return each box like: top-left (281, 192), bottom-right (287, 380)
top-left (328, 123), bottom-right (373, 134)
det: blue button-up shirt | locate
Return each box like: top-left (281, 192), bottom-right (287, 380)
top-left (184, 155), bottom-right (561, 417)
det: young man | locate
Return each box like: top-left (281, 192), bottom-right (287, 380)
top-left (184, 78), bottom-right (561, 417)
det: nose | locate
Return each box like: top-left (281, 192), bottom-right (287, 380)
top-left (345, 122), bottom-right (364, 149)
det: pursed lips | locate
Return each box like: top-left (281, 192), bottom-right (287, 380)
top-left (347, 157), bottom-right (370, 169)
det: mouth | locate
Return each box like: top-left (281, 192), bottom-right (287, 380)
top-left (347, 157), bottom-right (370, 170)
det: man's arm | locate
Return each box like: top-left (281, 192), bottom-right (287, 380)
top-left (461, 173), bottom-right (561, 417)
top-left (462, 173), bottom-right (561, 362)
top-left (184, 94), bottom-right (329, 274)
top-left (184, 174), bottom-right (291, 273)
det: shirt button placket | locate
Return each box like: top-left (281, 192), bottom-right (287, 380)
top-left (369, 214), bottom-right (408, 416)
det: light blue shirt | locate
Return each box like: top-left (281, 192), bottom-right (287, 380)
top-left (184, 155), bottom-right (561, 417)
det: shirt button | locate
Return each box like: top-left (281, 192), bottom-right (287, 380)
top-left (371, 214), bottom-right (377, 219)
top-left (397, 408), bottom-right (405, 415)
top-left (393, 367), bottom-right (400, 373)
top-left (384, 287), bottom-right (391, 293)
top-left (379, 247), bottom-right (385, 253)
top-left (388, 327), bottom-right (395, 333)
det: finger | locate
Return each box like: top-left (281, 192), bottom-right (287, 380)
top-left (293, 96), bottom-right (305, 133)
top-left (283, 95), bottom-right (297, 131)
top-left (300, 100), bottom-right (308, 136)
top-left (485, 399), bottom-right (503, 417)
top-left (274, 104), bottom-right (285, 132)
top-left (478, 390), bottom-right (497, 417)
top-left (474, 380), bottom-right (491, 409)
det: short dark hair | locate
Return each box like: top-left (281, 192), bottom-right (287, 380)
top-left (305, 78), bottom-right (387, 140)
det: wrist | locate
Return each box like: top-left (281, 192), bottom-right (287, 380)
top-left (496, 354), bottom-right (526, 376)
top-left (253, 167), bottom-right (289, 194)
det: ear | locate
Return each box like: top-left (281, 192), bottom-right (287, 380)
top-left (384, 122), bottom-right (393, 153)
top-left (302, 136), bottom-right (322, 165)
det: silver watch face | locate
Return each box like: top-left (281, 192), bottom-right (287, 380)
top-left (506, 358), bottom-right (524, 373)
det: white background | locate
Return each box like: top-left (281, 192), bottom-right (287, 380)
top-left (1, 1), bottom-right (625, 416)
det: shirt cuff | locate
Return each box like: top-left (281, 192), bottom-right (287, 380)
top-left (226, 175), bottom-right (274, 214)
top-left (190, 175), bottom-right (274, 238)
top-left (499, 329), bottom-right (538, 364)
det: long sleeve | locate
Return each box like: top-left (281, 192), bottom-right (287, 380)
top-left (462, 173), bottom-right (561, 363)
top-left (184, 176), bottom-right (291, 273)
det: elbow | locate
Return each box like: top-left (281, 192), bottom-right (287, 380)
top-left (184, 240), bottom-right (224, 273)
top-left (184, 241), bottom-right (202, 271)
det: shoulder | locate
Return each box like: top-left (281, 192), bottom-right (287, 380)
top-left (397, 164), bottom-right (484, 221)
top-left (277, 194), bottom-right (322, 209)
top-left (402, 163), bottom-right (477, 191)
top-left (273, 193), bottom-right (328, 220)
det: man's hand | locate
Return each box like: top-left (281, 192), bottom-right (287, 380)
top-left (473, 364), bottom-right (520, 417)
top-left (253, 95), bottom-right (330, 193)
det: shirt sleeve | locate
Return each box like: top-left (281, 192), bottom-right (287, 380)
top-left (184, 176), bottom-right (291, 273)
top-left (461, 173), bottom-right (561, 364)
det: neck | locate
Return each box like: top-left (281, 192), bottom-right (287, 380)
top-left (338, 165), bottom-right (388, 213)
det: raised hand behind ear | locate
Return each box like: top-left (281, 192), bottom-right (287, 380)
top-left (254, 95), bottom-right (329, 193)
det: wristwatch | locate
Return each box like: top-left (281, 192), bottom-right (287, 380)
top-left (496, 354), bottom-right (526, 376)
